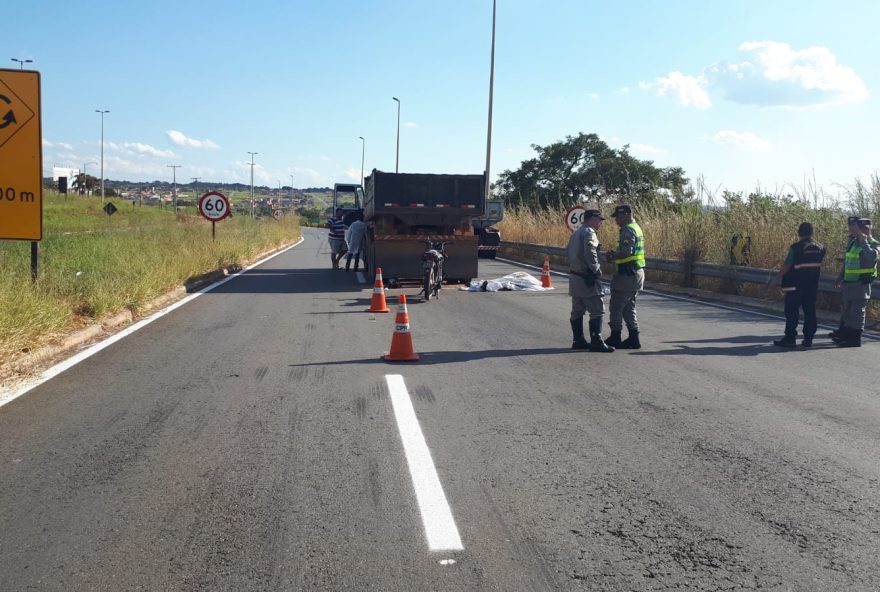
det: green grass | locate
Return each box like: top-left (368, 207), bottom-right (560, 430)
top-left (1, 192), bottom-right (300, 363)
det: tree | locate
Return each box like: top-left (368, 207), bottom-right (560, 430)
top-left (494, 132), bottom-right (689, 210)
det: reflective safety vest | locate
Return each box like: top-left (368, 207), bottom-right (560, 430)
top-left (783, 238), bottom-right (825, 289)
top-left (843, 237), bottom-right (880, 282)
top-left (615, 222), bottom-right (646, 269)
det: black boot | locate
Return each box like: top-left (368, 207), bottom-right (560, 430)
top-left (570, 319), bottom-right (589, 350)
top-left (773, 336), bottom-right (797, 348)
top-left (828, 321), bottom-right (844, 340)
top-left (618, 330), bottom-right (641, 350)
top-left (606, 329), bottom-right (623, 348)
top-left (836, 328), bottom-right (862, 348)
top-left (831, 326), bottom-right (848, 344)
top-left (588, 318), bottom-right (614, 352)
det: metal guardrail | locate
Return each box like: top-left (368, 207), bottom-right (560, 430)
top-left (499, 240), bottom-right (880, 301)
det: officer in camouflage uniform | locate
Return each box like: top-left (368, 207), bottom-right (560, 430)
top-left (832, 217), bottom-right (879, 347)
top-left (605, 204), bottom-right (646, 349)
top-left (566, 209), bottom-right (614, 352)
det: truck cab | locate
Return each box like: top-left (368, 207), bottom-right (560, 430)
top-left (332, 183), bottom-right (364, 225)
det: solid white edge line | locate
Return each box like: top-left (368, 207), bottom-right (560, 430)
top-left (493, 256), bottom-right (880, 341)
top-left (0, 237), bottom-right (306, 409)
top-left (385, 374), bottom-right (463, 552)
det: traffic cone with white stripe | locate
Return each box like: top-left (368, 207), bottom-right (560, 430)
top-left (367, 267), bottom-right (390, 313)
top-left (541, 256), bottom-right (553, 289)
top-left (383, 294), bottom-right (419, 362)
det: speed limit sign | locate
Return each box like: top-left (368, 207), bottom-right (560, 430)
top-left (272, 209), bottom-right (284, 221)
top-left (198, 191), bottom-right (231, 222)
top-left (565, 205), bottom-right (587, 232)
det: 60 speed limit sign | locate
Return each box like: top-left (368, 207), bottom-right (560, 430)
top-left (565, 205), bottom-right (587, 232)
top-left (198, 191), bottom-right (231, 221)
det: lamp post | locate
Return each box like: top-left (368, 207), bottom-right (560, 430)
top-left (82, 161), bottom-right (97, 195)
top-left (95, 110), bottom-right (109, 203)
top-left (358, 136), bottom-right (365, 186)
top-left (247, 151), bottom-right (258, 218)
top-left (484, 0), bottom-right (497, 207)
top-left (11, 58), bottom-right (33, 69)
top-left (290, 174), bottom-right (295, 201)
top-left (167, 164), bottom-right (181, 213)
top-left (392, 97), bottom-right (400, 173)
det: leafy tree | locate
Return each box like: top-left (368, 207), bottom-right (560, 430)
top-left (494, 132), bottom-right (689, 210)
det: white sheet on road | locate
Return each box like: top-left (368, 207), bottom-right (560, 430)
top-left (461, 271), bottom-right (554, 292)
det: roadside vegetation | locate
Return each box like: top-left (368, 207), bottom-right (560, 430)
top-left (496, 132), bottom-right (880, 317)
top-left (1, 191), bottom-right (300, 364)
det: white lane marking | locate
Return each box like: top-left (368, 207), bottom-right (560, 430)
top-left (385, 374), bottom-right (463, 552)
top-left (356, 271), bottom-right (366, 284)
top-left (493, 256), bottom-right (879, 341)
top-left (0, 238), bottom-right (305, 409)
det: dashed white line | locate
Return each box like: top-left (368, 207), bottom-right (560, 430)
top-left (385, 374), bottom-right (463, 552)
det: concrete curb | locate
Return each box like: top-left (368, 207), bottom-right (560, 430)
top-left (1, 243), bottom-right (292, 382)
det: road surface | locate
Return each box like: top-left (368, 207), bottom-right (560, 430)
top-left (1, 227), bottom-right (878, 591)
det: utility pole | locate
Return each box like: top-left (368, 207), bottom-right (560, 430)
top-left (392, 97), bottom-right (400, 173)
top-left (191, 177), bottom-right (201, 200)
top-left (248, 152), bottom-right (258, 218)
top-left (96, 109), bottom-right (109, 203)
top-left (167, 164), bottom-right (181, 214)
top-left (484, 0), bottom-right (497, 209)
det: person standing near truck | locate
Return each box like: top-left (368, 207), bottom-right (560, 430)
top-left (344, 213), bottom-right (367, 273)
top-left (605, 204), bottom-right (645, 349)
top-left (773, 222), bottom-right (826, 348)
top-left (832, 217), bottom-right (879, 347)
top-left (567, 209), bottom-right (614, 352)
top-left (326, 208), bottom-right (348, 270)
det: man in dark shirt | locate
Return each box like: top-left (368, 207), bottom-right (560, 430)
top-left (773, 222), bottom-right (826, 348)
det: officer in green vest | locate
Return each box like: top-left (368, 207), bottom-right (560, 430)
top-left (831, 217), bottom-right (879, 347)
top-left (605, 204), bottom-right (645, 349)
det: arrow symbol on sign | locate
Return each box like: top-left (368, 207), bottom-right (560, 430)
top-left (0, 109), bottom-right (16, 130)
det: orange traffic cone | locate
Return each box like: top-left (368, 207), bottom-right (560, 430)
top-left (541, 256), bottom-right (553, 289)
top-left (367, 267), bottom-right (390, 313)
top-left (383, 294), bottom-right (419, 362)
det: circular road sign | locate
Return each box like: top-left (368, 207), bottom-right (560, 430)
top-left (198, 191), bottom-right (230, 222)
top-left (565, 205), bottom-right (587, 232)
top-left (273, 209), bottom-right (284, 221)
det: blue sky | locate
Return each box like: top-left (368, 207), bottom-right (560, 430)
top-left (10, 0), bottom-right (879, 197)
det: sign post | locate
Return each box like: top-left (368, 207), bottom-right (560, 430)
top-left (565, 205), bottom-right (587, 233)
top-left (198, 191), bottom-right (230, 241)
top-left (0, 68), bottom-right (42, 278)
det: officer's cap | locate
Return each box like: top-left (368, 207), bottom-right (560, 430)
top-left (858, 218), bottom-right (872, 228)
top-left (847, 215), bottom-right (860, 225)
top-left (612, 204), bottom-right (633, 216)
top-left (584, 209), bottom-right (606, 220)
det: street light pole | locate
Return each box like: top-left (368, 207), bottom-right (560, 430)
top-left (247, 151), bottom-right (258, 219)
top-left (11, 58), bottom-right (33, 69)
top-left (392, 97), bottom-right (400, 173)
top-left (358, 136), bottom-right (365, 186)
top-left (167, 164), bottom-right (181, 213)
top-left (290, 174), bottom-right (295, 201)
top-left (95, 110), bottom-right (109, 203)
top-left (484, 0), bottom-right (497, 208)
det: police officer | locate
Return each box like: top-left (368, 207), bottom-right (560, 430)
top-left (832, 217), bottom-right (879, 347)
top-left (773, 222), bottom-right (826, 348)
top-left (566, 209), bottom-right (614, 352)
top-left (605, 204), bottom-right (645, 349)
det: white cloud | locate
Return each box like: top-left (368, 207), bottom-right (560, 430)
top-left (42, 139), bottom-right (73, 150)
top-left (404, 121), bottom-right (417, 128)
top-left (712, 130), bottom-right (772, 152)
top-left (108, 141), bottom-right (176, 158)
top-left (708, 41), bottom-right (868, 107)
top-left (639, 71), bottom-right (711, 110)
top-left (166, 130), bottom-right (220, 149)
top-left (630, 143), bottom-right (665, 156)
top-left (587, 93), bottom-right (600, 100)
top-left (619, 87), bottom-right (630, 94)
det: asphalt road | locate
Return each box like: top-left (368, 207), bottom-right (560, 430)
top-left (1, 227), bottom-right (878, 591)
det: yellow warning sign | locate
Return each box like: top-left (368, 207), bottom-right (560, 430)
top-left (0, 69), bottom-right (42, 241)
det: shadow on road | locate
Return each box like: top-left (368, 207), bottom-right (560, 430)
top-left (632, 341), bottom-right (842, 357)
top-left (287, 347), bottom-right (579, 367)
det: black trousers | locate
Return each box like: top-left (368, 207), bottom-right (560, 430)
top-left (784, 284), bottom-right (817, 339)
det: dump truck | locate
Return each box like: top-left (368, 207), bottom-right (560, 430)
top-left (357, 170), bottom-right (486, 286)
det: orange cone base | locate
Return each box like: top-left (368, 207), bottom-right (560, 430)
top-left (368, 303), bottom-right (390, 313)
top-left (382, 351), bottom-right (420, 362)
